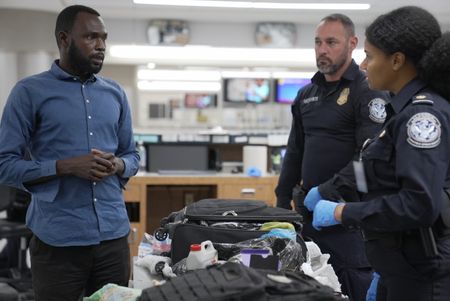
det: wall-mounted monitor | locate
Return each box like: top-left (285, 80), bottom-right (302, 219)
top-left (275, 78), bottom-right (311, 104)
top-left (184, 93), bottom-right (217, 108)
top-left (148, 145), bottom-right (209, 172)
top-left (224, 78), bottom-right (271, 104)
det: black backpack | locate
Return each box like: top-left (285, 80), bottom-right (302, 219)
top-left (138, 262), bottom-right (344, 301)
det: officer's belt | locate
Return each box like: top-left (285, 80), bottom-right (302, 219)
top-left (362, 188), bottom-right (450, 241)
top-left (361, 229), bottom-right (402, 241)
top-left (361, 224), bottom-right (450, 242)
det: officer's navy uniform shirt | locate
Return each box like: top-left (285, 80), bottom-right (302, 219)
top-left (276, 60), bottom-right (389, 207)
top-left (274, 60), bottom-right (390, 290)
top-left (340, 78), bottom-right (450, 295)
top-left (343, 78), bottom-right (450, 233)
top-left (0, 61), bottom-right (139, 246)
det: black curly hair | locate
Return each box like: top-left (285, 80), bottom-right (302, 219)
top-left (365, 6), bottom-right (450, 100)
top-left (55, 5), bottom-right (100, 46)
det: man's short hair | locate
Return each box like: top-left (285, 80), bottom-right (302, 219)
top-left (320, 13), bottom-right (355, 37)
top-left (55, 5), bottom-right (100, 44)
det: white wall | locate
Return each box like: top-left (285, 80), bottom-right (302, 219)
top-left (2, 8), bottom-right (449, 130)
top-left (0, 52), bottom-right (18, 117)
top-left (0, 9), bottom-right (378, 52)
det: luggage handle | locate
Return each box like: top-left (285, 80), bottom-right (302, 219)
top-left (222, 210), bottom-right (238, 216)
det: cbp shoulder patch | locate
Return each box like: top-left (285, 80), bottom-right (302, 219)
top-left (406, 112), bottom-right (441, 148)
top-left (368, 98), bottom-right (387, 123)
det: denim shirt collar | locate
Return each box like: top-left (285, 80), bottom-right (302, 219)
top-left (50, 60), bottom-right (97, 83)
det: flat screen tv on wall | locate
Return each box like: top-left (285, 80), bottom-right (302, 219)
top-left (184, 93), bottom-right (217, 108)
top-left (223, 78), bottom-right (271, 104)
top-left (274, 78), bottom-right (311, 104)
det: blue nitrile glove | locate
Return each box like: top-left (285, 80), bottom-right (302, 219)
top-left (304, 186), bottom-right (322, 211)
top-left (366, 272), bottom-right (380, 301)
top-left (312, 200), bottom-right (341, 230)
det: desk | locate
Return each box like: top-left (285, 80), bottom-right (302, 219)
top-left (124, 173), bottom-right (279, 257)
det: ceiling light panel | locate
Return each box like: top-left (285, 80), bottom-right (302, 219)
top-left (138, 69), bottom-right (221, 81)
top-left (133, 0), bottom-right (370, 10)
top-left (110, 45), bottom-right (365, 68)
top-left (109, 45), bottom-right (316, 67)
top-left (138, 80), bottom-right (222, 91)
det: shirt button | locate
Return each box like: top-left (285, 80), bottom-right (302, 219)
top-left (94, 198), bottom-right (97, 202)
top-left (90, 132), bottom-right (93, 136)
top-left (88, 116), bottom-right (92, 119)
top-left (86, 99), bottom-right (90, 103)
top-left (93, 182), bottom-right (97, 186)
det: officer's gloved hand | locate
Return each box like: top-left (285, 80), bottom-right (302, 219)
top-left (366, 272), bottom-right (380, 301)
top-left (312, 200), bottom-right (341, 230)
top-left (304, 186), bottom-right (322, 211)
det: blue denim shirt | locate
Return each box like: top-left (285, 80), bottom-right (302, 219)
top-left (0, 61), bottom-right (139, 246)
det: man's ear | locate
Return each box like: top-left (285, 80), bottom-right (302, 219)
top-left (57, 31), bottom-right (70, 49)
top-left (391, 52), bottom-right (406, 71)
top-left (349, 36), bottom-right (358, 51)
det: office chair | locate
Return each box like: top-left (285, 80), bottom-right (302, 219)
top-left (0, 184), bottom-right (33, 298)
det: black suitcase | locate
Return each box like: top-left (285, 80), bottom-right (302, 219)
top-left (154, 198), bottom-right (305, 264)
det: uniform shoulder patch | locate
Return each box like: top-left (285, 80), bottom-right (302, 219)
top-left (412, 94), bottom-right (434, 105)
top-left (368, 98), bottom-right (387, 123)
top-left (406, 112), bottom-right (441, 148)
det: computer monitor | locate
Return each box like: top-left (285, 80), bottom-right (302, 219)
top-left (275, 78), bottom-right (311, 104)
top-left (147, 145), bottom-right (210, 172)
top-left (223, 78), bottom-right (271, 104)
top-left (184, 93), bottom-right (217, 108)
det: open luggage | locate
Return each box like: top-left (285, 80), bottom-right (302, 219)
top-left (153, 198), bottom-right (306, 264)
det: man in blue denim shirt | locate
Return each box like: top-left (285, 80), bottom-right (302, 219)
top-left (0, 5), bottom-right (139, 300)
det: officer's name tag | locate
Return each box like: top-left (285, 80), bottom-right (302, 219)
top-left (353, 161), bottom-right (368, 193)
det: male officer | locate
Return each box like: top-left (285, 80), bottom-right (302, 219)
top-left (275, 14), bottom-right (389, 301)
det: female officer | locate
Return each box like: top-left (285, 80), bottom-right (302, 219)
top-left (305, 6), bottom-right (450, 301)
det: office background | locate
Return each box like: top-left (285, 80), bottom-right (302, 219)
top-left (1, 0), bottom-right (449, 133)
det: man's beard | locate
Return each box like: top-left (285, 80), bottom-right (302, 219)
top-left (68, 43), bottom-right (102, 76)
top-left (316, 50), bottom-right (348, 75)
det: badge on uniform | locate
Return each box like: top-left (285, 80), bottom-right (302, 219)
top-left (337, 88), bottom-right (349, 105)
top-left (406, 112), bottom-right (441, 148)
top-left (368, 98), bottom-right (387, 123)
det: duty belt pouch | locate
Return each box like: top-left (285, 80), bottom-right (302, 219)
top-left (434, 189), bottom-right (450, 237)
top-left (441, 189), bottom-right (450, 228)
top-left (293, 185), bottom-right (312, 224)
top-left (158, 198), bottom-right (304, 264)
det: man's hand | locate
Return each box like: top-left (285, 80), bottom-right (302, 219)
top-left (91, 148), bottom-right (124, 176)
top-left (56, 149), bottom-right (124, 182)
top-left (304, 186), bottom-right (323, 211)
